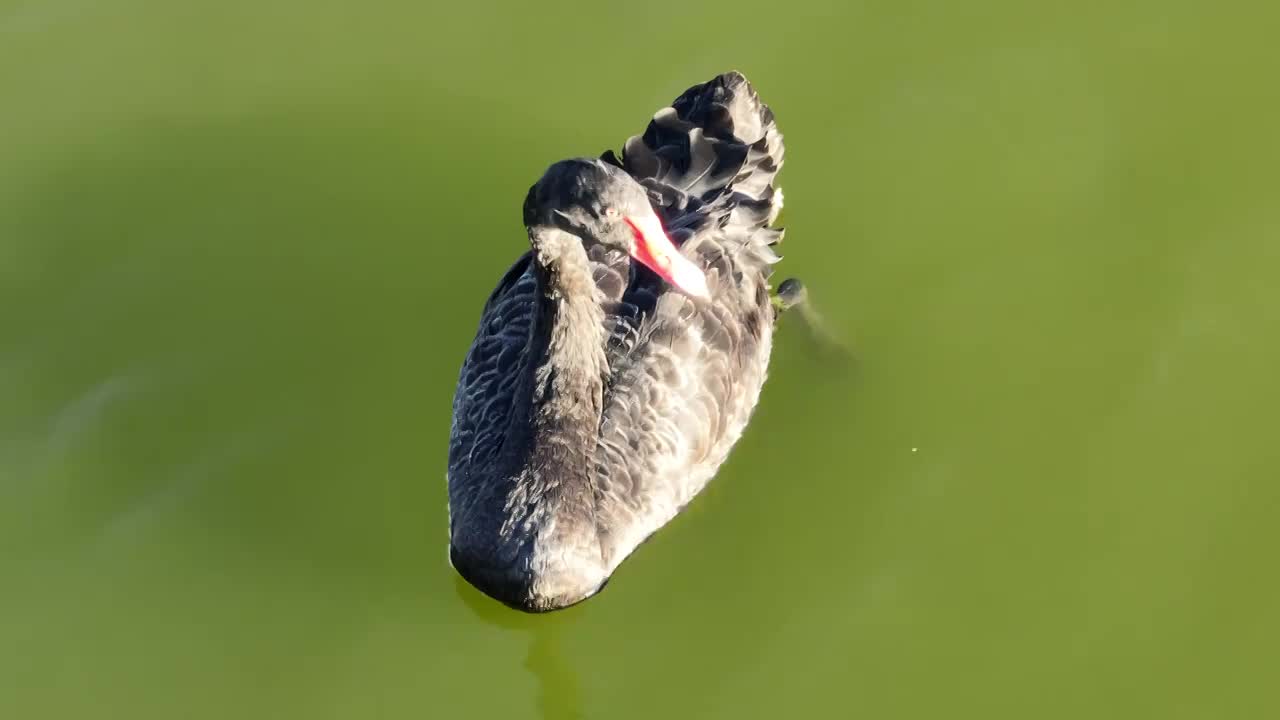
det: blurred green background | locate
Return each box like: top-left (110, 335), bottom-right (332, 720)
top-left (3, 0), bottom-right (1277, 717)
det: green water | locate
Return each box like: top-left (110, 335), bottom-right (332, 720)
top-left (3, 1), bottom-right (1278, 717)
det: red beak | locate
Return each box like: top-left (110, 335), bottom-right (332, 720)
top-left (624, 213), bottom-right (710, 299)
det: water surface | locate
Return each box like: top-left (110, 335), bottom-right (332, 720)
top-left (2, 1), bottom-right (1277, 717)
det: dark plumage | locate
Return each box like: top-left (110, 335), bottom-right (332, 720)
top-left (448, 72), bottom-right (787, 612)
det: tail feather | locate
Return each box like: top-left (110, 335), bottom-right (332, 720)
top-left (609, 72), bottom-right (786, 255)
top-left (621, 72), bottom-right (783, 203)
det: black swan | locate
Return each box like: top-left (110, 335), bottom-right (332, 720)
top-left (448, 72), bottom-right (789, 612)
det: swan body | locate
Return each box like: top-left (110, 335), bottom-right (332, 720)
top-left (448, 72), bottom-right (787, 611)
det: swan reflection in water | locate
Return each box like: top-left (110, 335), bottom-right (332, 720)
top-left (453, 575), bottom-right (584, 720)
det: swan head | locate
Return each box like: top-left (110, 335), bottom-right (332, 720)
top-left (523, 158), bottom-right (708, 299)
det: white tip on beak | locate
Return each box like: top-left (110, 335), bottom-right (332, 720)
top-left (666, 252), bottom-right (710, 299)
top-left (625, 213), bottom-right (711, 300)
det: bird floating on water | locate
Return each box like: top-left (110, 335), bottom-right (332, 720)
top-left (448, 72), bottom-right (797, 612)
